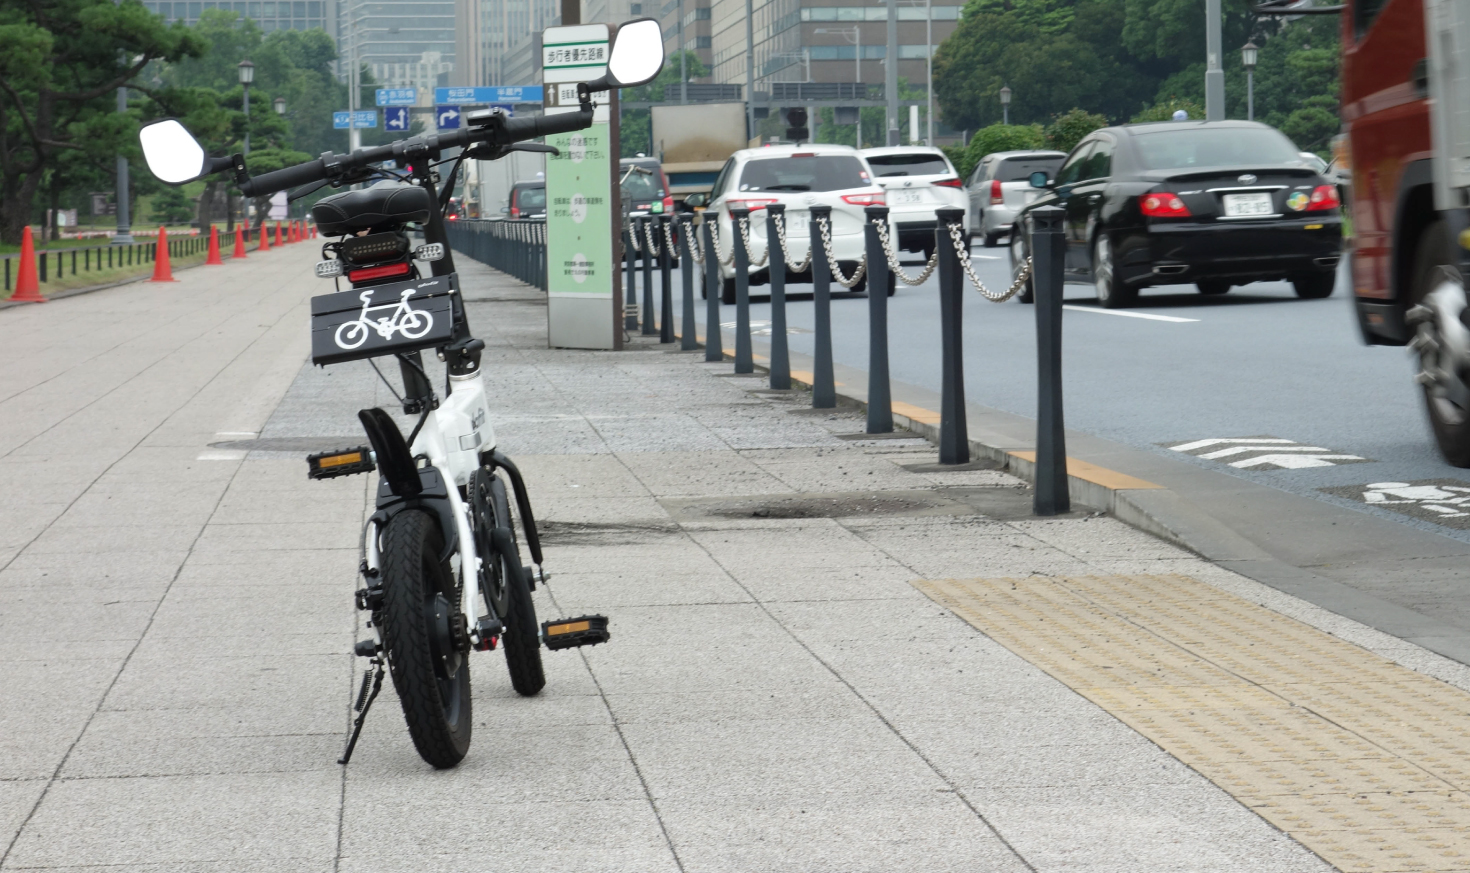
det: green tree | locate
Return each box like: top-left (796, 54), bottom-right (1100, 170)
top-left (149, 185), bottom-right (193, 223)
top-left (1043, 108), bottom-right (1108, 153)
top-left (1131, 97), bottom-right (1205, 122)
top-left (0, 0), bottom-right (205, 243)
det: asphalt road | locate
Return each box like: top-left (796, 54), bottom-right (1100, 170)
top-left (671, 246), bottom-right (1470, 542)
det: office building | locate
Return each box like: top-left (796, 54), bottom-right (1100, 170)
top-left (144, 0), bottom-right (331, 31)
top-left (454, 0), bottom-right (559, 88)
top-left (340, 0), bottom-right (456, 93)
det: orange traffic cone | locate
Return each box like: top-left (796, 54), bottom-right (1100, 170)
top-left (259, 222), bottom-right (270, 251)
top-left (232, 225), bottom-right (246, 258)
top-left (310, 224), bottom-right (317, 239)
top-left (274, 221), bottom-right (282, 247)
top-left (151, 227), bottom-right (177, 282)
top-left (205, 226), bottom-right (224, 265)
top-left (9, 226), bottom-right (44, 303)
top-left (291, 221), bottom-right (299, 243)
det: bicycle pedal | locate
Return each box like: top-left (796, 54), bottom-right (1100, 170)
top-left (542, 615), bottom-right (610, 651)
top-left (307, 446), bottom-right (376, 480)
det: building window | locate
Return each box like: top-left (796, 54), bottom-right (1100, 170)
top-left (630, 3), bottom-right (641, 13)
top-left (694, 35), bottom-right (711, 48)
top-left (801, 5), bottom-right (960, 21)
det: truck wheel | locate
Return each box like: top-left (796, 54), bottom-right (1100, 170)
top-left (1411, 220), bottom-right (1470, 467)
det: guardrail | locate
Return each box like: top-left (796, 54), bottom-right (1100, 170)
top-left (2, 232), bottom-right (210, 293)
top-left (443, 219), bottom-right (547, 290)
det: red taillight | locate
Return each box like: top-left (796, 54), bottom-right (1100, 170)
top-left (934, 177), bottom-right (963, 188)
top-left (511, 206), bottom-right (520, 218)
top-left (841, 192), bottom-right (886, 206)
top-left (447, 214), bottom-right (458, 221)
top-left (792, 152), bottom-right (816, 158)
top-left (989, 179), bottom-right (1003, 204)
top-left (1140, 193), bottom-right (1192, 218)
top-left (663, 195), bottom-right (675, 212)
top-left (1306, 184), bottom-right (1340, 211)
top-left (728, 198), bottom-right (778, 212)
top-left (347, 262), bottom-right (411, 283)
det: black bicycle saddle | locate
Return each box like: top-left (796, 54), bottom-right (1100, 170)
top-left (312, 183), bottom-right (432, 236)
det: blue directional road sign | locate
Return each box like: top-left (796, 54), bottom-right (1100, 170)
top-left (434, 86), bottom-right (544, 105)
top-left (351, 110), bottom-right (377, 129)
top-left (375, 88), bottom-right (417, 106)
top-left (436, 105), bottom-right (461, 130)
top-left (333, 111), bottom-right (351, 130)
top-left (384, 106), bottom-right (410, 132)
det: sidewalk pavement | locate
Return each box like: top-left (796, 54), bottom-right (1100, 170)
top-left (4, 243), bottom-right (1470, 871)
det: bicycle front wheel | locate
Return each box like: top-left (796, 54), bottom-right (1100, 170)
top-left (491, 475), bottom-right (545, 696)
top-left (378, 509), bottom-right (472, 768)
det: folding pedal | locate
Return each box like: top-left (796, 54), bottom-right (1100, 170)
top-left (307, 446), bottom-right (376, 480)
top-left (541, 615), bottom-right (610, 650)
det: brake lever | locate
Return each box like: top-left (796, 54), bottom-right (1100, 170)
top-left (510, 143), bottom-right (561, 156)
top-left (464, 142), bottom-right (562, 161)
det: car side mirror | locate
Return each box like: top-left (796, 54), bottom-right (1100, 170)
top-left (501, 206), bottom-right (510, 214)
top-left (584, 19), bottom-right (665, 92)
top-left (1029, 171), bottom-right (1051, 189)
top-left (684, 193), bottom-right (708, 209)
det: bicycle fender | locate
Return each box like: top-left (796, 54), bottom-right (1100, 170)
top-left (488, 449), bottom-right (543, 566)
top-left (374, 467), bottom-right (459, 564)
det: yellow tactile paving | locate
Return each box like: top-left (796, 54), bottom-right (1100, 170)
top-left (913, 574), bottom-right (1470, 873)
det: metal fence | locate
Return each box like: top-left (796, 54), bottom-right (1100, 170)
top-left (2, 233), bottom-right (210, 292)
top-left (444, 219), bottom-right (547, 291)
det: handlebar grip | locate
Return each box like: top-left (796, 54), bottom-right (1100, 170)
top-left (499, 109), bottom-right (595, 144)
top-left (238, 159), bottom-right (327, 197)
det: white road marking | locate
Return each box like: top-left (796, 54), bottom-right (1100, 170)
top-left (1165, 436), bottom-right (1369, 469)
top-left (197, 450), bottom-right (248, 461)
top-left (1168, 437), bottom-right (1295, 453)
top-left (1062, 305), bottom-right (1200, 323)
top-left (969, 254), bottom-right (1002, 260)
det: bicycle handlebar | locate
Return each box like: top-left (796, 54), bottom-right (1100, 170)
top-left (236, 107), bottom-right (594, 198)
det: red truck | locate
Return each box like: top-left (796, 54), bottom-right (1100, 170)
top-left (1286, 0), bottom-right (1470, 464)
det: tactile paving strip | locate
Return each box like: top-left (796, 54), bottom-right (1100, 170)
top-left (913, 574), bottom-right (1470, 873)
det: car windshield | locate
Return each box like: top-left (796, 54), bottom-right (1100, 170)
top-left (738, 155), bottom-right (870, 192)
top-left (517, 186), bottom-right (546, 211)
top-left (995, 157), bottom-right (1063, 182)
top-left (1132, 127), bottom-right (1304, 170)
top-left (622, 165), bottom-right (664, 200)
top-left (866, 152), bottom-right (950, 177)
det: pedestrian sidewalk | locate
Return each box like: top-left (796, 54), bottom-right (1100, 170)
top-left (4, 245), bottom-right (1470, 871)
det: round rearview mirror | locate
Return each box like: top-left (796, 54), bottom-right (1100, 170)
top-left (140, 119), bottom-right (208, 185)
top-left (606, 19), bottom-right (664, 88)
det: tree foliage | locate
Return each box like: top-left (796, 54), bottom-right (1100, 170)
top-left (934, 0), bottom-right (1342, 153)
top-left (0, 0), bottom-right (205, 242)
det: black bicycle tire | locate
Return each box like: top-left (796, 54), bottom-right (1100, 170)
top-left (379, 509), bottom-right (472, 767)
top-left (492, 476), bottom-right (546, 696)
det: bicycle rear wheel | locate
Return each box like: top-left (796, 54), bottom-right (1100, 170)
top-left (378, 509), bottom-right (472, 768)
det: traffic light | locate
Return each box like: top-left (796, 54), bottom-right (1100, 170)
top-left (784, 107), bottom-right (809, 143)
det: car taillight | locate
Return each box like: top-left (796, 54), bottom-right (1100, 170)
top-left (447, 214), bottom-right (458, 221)
top-left (1306, 184), bottom-right (1340, 211)
top-left (934, 177), bottom-right (963, 188)
top-left (511, 206), bottom-right (520, 218)
top-left (841, 192), bottom-right (886, 206)
top-left (347, 262), bottom-right (411, 283)
top-left (663, 195), bottom-right (675, 212)
top-left (1140, 193), bottom-right (1192, 217)
top-left (989, 179), bottom-right (1003, 204)
top-left (727, 198), bottom-right (778, 212)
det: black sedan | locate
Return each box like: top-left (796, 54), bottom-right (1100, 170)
top-left (1009, 121), bottom-right (1343, 308)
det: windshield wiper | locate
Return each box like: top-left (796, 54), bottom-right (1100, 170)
top-left (763, 184), bottom-right (811, 191)
top-left (878, 171), bottom-right (910, 177)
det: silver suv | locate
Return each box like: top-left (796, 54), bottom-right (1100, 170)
top-left (965, 150), bottom-right (1066, 246)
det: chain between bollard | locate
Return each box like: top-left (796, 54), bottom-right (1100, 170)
top-left (735, 216), bottom-right (769, 268)
top-left (815, 217), bottom-right (866, 288)
top-left (679, 217), bottom-right (704, 266)
top-left (770, 212), bottom-right (812, 272)
top-left (948, 222), bottom-right (1032, 302)
top-left (643, 218), bottom-right (661, 258)
top-left (875, 220), bottom-right (938, 286)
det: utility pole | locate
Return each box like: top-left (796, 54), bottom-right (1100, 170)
top-left (562, 0), bottom-right (578, 24)
top-left (678, 0), bottom-right (687, 103)
top-left (348, 7), bottom-right (361, 153)
top-left (925, 0), bottom-right (933, 146)
top-left (112, 0), bottom-right (132, 247)
top-left (1204, 0), bottom-right (1224, 121)
top-left (885, 0), bottom-right (898, 145)
top-left (745, 0), bottom-right (756, 142)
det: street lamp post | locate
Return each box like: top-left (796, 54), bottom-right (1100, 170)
top-left (1241, 41), bottom-right (1259, 121)
top-left (112, 0), bottom-right (133, 246)
top-left (1205, 0), bottom-right (1225, 120)
top-left (238, 59), bottom-right (253, 231)
top-left (1000, 84), bottom-right (1011, 126)
top-left (925, 0), bottom-right (933, 146)
top-left (885, 0), bottom-right (898, 145)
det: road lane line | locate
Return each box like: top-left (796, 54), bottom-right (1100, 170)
top-left (1062, 305), bottom-right (1200, 323)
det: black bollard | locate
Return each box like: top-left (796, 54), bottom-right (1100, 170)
top-left (640, 216), bottom-right (656, 336)
top-left (808, 205), bottom-right (836, 408)
top-left (934, 208), bottom-right (969, 464)
top-left (766, 204), bottom-right (791, 390)
top-left (678, 217), bottom-right (698, 350)
top-left (703, 219), bottom-right (723, 362)
top-left (730, 207), bottom-right (754, 374)
top-left (659, 215), bottom-right (674, 343)
top-left (1029, 205), bottom-right (1070, 516)
top-left (623, 223), bottom-right (639, 332)
top-left (863, 206), bottom-right (893, 434)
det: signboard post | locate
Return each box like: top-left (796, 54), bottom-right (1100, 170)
top-left (542, 24), bottom-right (620, 350)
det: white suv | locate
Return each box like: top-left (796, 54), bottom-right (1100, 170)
top-left (700, 143), bottom-right (891, 303)
top-left (861, 146), bottom-right (968, 259)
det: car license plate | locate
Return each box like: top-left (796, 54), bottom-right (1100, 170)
top-left (1223, 192), bottom-right (1274, 217)
top-left (890, 190), bottom-right (924, 205)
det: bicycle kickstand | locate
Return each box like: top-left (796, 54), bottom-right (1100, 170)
top-left (338, 657), bottom-right (386, 766)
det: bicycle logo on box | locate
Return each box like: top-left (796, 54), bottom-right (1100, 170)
top-left (334, 288), bottom-right (434, 350)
